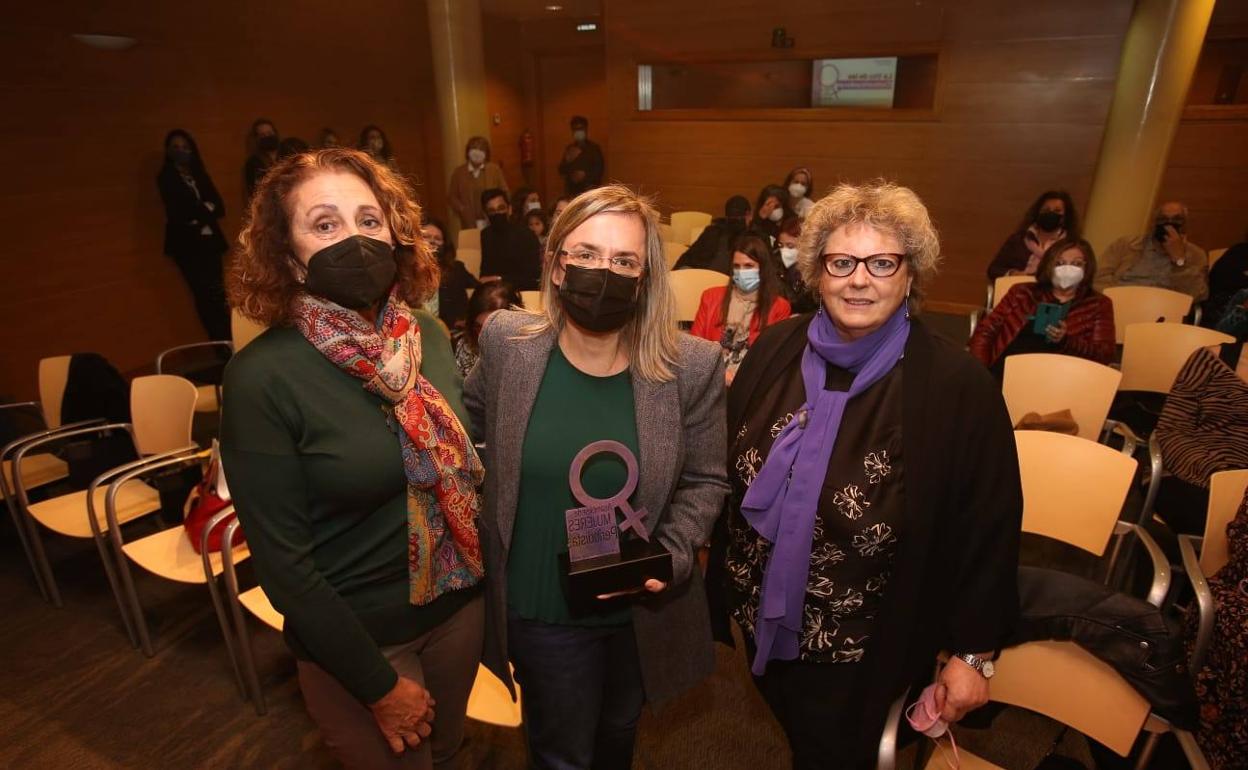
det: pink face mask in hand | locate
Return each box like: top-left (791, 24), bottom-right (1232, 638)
top-left (906, 684), bottom-right (960, 768)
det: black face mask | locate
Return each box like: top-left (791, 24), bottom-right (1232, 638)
top-left (257, 135), bottom-right (279, 153)
top-left (1035, 210), bottom-right (1063, 232)
top-left (168, 148), bottom-right (193, 166)
top-left (1154, 219), bottom-right (1184, 242)
top-left (304, 235), bottom-right (397, 309)
top-left (487, 213), bottom-right (508, 229)
top-left (557, 264), bottom-right (640, 333)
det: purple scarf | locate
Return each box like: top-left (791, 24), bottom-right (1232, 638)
top-left (741, 304), bottom-right (910, 674)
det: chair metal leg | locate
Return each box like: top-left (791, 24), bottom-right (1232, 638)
top-left (1134, 731), bottom-right (1161, 769)
top-left (91, 531), bottom-right (139, 648)
top-left (5, 495), bottom-right (50, 601)
top-left (230, 596), bottom-right (268, 715)
top-left (109, 530), bottom-right (154, 656)
top-left (204, 573), bottom-right (248, 700)
top-left (20, 509), bottom-right (61, 606)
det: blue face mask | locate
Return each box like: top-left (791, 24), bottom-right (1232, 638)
top-left (733, 268), bottom-right (761, 293)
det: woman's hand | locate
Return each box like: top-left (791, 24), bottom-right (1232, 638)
top-left (596, 578), bottom-right (667, 600)
top-left (1045, 320), bottom-right (1067, 343)
top-left (935, 657), bottom-right (990, 723)
top-left (369, 676), bottom-right (437, 755)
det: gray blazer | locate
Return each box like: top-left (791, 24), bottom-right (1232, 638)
top-left (464, 310), bottom-right (730, 703)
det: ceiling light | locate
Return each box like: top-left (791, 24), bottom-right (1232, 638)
top-left (545, 4), bottom-right (563, 10)
top-left (576, 23), bottom-right (598, 32)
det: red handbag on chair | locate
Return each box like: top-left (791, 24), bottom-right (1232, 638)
top-left (184, 440), bottom-right (244, 554)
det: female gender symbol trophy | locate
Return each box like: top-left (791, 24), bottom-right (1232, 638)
top-left (559, 440), bottom-right (672, 611)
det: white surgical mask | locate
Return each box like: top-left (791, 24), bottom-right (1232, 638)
top-left (768, 207), bottom-right (784, 223)
top-left (525, 200), bottom-right (542, 213)
top-left (1052, 264), bottom-right (1084, 290)
top-left (467, 148), bottom-right (486, 165)
top-left (779, 246), bottom-right (798, 269)
top-left (788, 183), bottom-right (807, 199)
top-left (573, 129), bottom-right (587, 142)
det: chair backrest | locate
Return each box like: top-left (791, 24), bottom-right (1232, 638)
top-left (669, 268), bottom-right (727, 322)
top-left (37, 355), bottom-right (71, 429)
top-left (1015, 430), bottom-right (1136, 555)
top-left (459, 247), bottom-right (483, 278)
top-left (1002, 354), bottom-right (1122, 441)
top-left (1118, 322), bottom-right (1235, 393)
top-left (658, 222), bottom-right (674, 243)
top-left (231, 310), bottom-right (267, 353)
top-left (991, 641), bottom-right (1151, 756)
top-left (689, 225), bottom-right (707, 244)
top-left (1202, 469), bottom-right (1248, 575)
top-left (991, 275), bottom-right (1036, 309)
top-left (664, 241), bottom-right (689, 268)
top-left (518, 290), bottom-right (543, 311)
top-left (1102, 286), bottom-right (1193, 344)
top-left (670, 211), bottom-right (712, 245)
top-left (1207, 247), bottom-right (1227, 268)
top-left (457, 228), bottom-right (481, 250)
top-left (130, 375), bottom-right (198, 455)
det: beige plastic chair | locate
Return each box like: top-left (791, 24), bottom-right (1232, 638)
top-left (230, 309), bottom-right (267, 353)
top-left (1207, 247), bottom-right (1227, 268)
top-left (664, 241), bottom-right (689, 269)
top-left (670, 211), bottom-right (712, 246)
top-left (459, 247), bottom-right (483, 279)
top-left (1119, 323), bottom-right (1235, 394)
top-left (658, 222), bottom-right (674, 243)
top-left (1179, 468), bottom-right (1248, 675)
top-left (1002, 354), bottom-right (1122, 441)
top-left (156, 341), bottom-right (233, 414)
top-left (10, 375), bottom-right (199, 609)
top-left (1103, 286), bottom-right (1194, 344)
top-left (457, 228), bottom-right (481, 251)
top-left (689, 225), bottom-right (707, 244)
top-left (669, 268), bottom-right (727, 323)
top-left (1015, 430), bottom-right (1169, 605)
top-left (988, 275), bottom-right (1036, 310)
top-left (518, 290), bottom-right (543, 311)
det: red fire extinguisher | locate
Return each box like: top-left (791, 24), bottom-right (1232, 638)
top-left (519, 130), bottom-right (535, 167)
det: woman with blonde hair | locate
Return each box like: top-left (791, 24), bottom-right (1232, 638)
top-left (222, 148), bottom-right (482, 769)
top-left (465, 184), bottom-right (730, 769)
top-left (711, 180), bottom-right (1022, 769)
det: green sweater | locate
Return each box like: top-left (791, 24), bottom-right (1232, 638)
top-left (220, 311), bottom-right (476, 704)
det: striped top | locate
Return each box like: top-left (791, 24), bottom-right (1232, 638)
top-left (1155, 344), bottom-right (1248, 488)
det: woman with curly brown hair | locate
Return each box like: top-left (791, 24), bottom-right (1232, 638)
top-left (221, 148), bottom-right (483, 769)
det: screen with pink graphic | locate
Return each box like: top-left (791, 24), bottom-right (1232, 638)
top-left (811, 57), bottom-right (898, 108)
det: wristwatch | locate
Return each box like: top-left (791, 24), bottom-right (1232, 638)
top-left (954, 652), bottom-right (995, 679)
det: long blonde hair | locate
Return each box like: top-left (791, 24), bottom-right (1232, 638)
top-left (519, 184), bottom-right (680, 383)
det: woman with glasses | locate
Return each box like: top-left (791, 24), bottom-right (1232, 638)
top-left (690, 233), bottom-right (791, 385)
top-left (709, 181), bottom-right (1022, 769)
top-left (970, 238), bottom-right (1115, 380)
top-left (464, 184), bottom-right (730, 770)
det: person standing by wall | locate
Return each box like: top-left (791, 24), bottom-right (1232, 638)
top-left (448, 136), bottom-right (508, 237)
top-left (557, 116), bottom-right (604, 197)
top-left (243, 118), bottom-right (280, 201)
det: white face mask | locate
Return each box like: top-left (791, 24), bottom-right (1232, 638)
top-left (768, 207), bottom-right (784, 222)
top-left (467, 148), bottom-right (486, 165)
top-left (779, 246), bottom-right (799, 269)
top-left (1052, 264), bottom-right (1084, 290)
top-left (572, 129), bottom-right (587, 143)
top-left (525, 200), bottom-right (542, 213)
top-left (788, 183), bottom-right (807, 199)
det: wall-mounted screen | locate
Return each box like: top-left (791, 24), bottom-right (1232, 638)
top-left (810, 57), bottom-right (898, 108)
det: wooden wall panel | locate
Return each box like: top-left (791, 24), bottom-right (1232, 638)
top-left (604, 0), bottom-right (1135, 307)
top-left (0, 1), bottom-right (441, 400)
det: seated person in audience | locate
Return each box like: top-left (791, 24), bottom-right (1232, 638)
top-left (316, 127), bottom-right (340, 148)
top-left (223, 148), bottom-right (482, 768)
top-left (550, 195), bottom-right (572, 221)
top-left (776, 216), bottom-right (817, 314)
top-left (783, 166), bottom-right (815, 219)
top-left (358, 124), bottom-right (397, 168)
top-left (511, 186), bottom-right (542, 222)
top-left (1217, 288), bottom-right (1248, 341)
top-left (986, 189), bottom-right (1078, 279)
top-left (690, 233), bottom-right (791, 385)
top-left (1204, 236), bottom-right (1248, 329)
top-left (525, 209), bottom-right (549, 248)
top-left (1094, 200), bottom-right (1209, 300)
top-left (1152, 340), bottom-right (1248, 535)
top-left (422, 217), bottom-right (480, 331)
top-left (674, 194), bottom-right (752, 274)
top-left (454, 281), bottom-right (521, 377)
top-left (970, 238), bottom-right (1115, 379)
top-left (277, 136), bottom-right (309, 160)
top-left (751, 184), bottom-right (795, 245)
top-left (448, 135), bottom-right (507, 232)
top-left (479, 187), bottom-right (542, 290)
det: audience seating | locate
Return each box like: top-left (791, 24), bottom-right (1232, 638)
top-left (663, 241), bottom-right (689, 269)
top-left (458, 228), bottom-right (481, 251)
top-left (1118, 323), bottom-right (1234, 395)
top-left (1179, 468), bottom-right (1248, 674)
top-left (1002, 354), bottom-right (1121, 441)
top-left (9, 375), bottom-right (199, 610)
top-left (518, 290), bottom-right (543, 311)
top-left (658, 222), bottom-right (674, 243)
top-left (688, 225), bottom-right (707, 244)
top-left (1102, 286), bottom-right (1194, 345)
top-left (668, 268), bottom-right (726, 323)
top-left (156, 341), bottom-right (232, 413)
top-left (230, 309), bottom-right (267, 352)
top-left (988, 275), bottom-right (1036, 310)
top-left (459, 246), bottom-right (483, 278)
top-left (1206, 247), bottom-right (1226, 268)
top-left (669, 211), bottom-right (712, 246)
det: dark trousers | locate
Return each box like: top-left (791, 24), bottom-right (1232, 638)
top-left (171, 250), bottom-right (230, 341)
top-left (507, 611), bottom-right (645, 770)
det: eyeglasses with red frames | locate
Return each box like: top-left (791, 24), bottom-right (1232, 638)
top-left (822, 253), bottom-right (906, 278)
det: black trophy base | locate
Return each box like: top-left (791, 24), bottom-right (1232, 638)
top-left (558, 539), bottom-right (673, 616)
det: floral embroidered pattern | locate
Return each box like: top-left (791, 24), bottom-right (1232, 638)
top-left (828, 636), bottom-right (868, 663)
top-left (865, 571), bottom-right (892, 595)
top-left (832, 484), bottom-right (870, 520)
top-left (802, 605), bottom-right (841, 652)
top-left (864, 450), bottom-right (892, 484)
top-left (770, 413), bottom-right (794, 438)
top-left (853, 522), bottom-right (898, 557)
top-left (810, 540), bottom-right (846, 567)
top-left (735, 448), bottom-right (762, 488)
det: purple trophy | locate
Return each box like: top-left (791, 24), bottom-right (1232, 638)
top-left (560, 440), bottom-right (672, 612)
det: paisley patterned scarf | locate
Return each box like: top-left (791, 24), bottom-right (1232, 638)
top-left (293, 287), bottom-right (484, 605)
